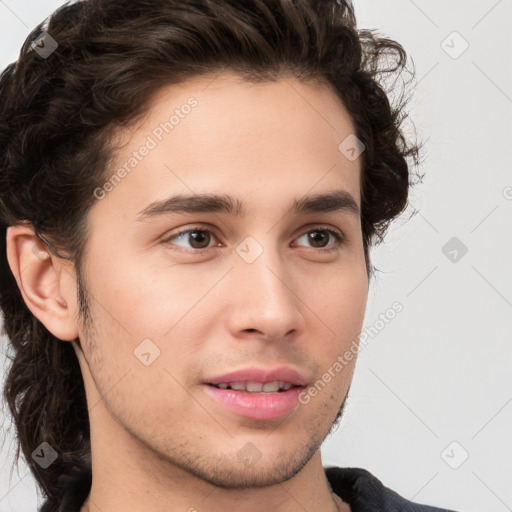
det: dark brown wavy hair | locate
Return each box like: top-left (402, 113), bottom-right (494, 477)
top-left (0, 0), bottom-right (421, 509)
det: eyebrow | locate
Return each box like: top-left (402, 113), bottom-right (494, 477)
top-left (136, 189), bottom-right (360, 221)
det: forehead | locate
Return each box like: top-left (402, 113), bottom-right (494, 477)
top-left (91, 73), bottom-right (361, 223)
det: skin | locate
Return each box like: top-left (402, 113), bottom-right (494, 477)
top-left (6, 73), bottom-right (369, 512)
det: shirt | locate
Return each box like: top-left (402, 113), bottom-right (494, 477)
top-left (325, 467), bottom-right (459, 511)
top-left (39, 466), bottom-right (460, 512)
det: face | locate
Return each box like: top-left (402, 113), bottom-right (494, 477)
top-left (73, 73), bottom-right (368, 488)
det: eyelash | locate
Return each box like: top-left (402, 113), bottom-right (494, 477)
top-left (162, 225), bottom-right (345, 254)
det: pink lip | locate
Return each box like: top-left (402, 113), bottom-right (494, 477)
top-left (205, 366), bottom-right (308, 386)
top-left (202, 384), bottom-right (304, 420)
top-left (203, 366), bottom-right (308, 421)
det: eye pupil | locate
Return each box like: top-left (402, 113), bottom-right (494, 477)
top-left (308, 230), bottom-right (329, 248)
top-left (189, 230), bottom-right (211, 248)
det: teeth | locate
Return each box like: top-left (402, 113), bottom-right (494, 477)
top-left (246, 381), bottom-right (263, 392)
top-left (262, 381), bottom-right (292, 392)
top-left (262, 382), bottom-right (280, 392)
top-left (229, 382), bottom-right (247, 391)
top-left (213, 381), bottom-right (294, 392)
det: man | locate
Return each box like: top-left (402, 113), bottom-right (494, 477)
top-left (0, 0), bottom-right (458, 511)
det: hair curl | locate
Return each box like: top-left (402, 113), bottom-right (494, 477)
top-left (0, 0), bottom-right (421, 509)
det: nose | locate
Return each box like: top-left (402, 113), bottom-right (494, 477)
top-left (225, 239), bottom-right (306, 342)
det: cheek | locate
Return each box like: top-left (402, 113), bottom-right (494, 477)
top-left (88, 256), bottom-right (203, 338)
top-left (305, 264), bottom-right (367, 337)
top-left (299, 266), bottom-right (367, 390)
top-left (82, 258), bottom-right (212, 396)
top-left (80, 283), bottom-right (197, 421)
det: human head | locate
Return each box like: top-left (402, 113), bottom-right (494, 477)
top-left (0, 0), bottom-right (420, 505)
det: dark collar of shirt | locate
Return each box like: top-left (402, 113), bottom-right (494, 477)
top-left (325, 467), bottom-right (459, 512)
top-left (39, 466), bottom-right (460, 512)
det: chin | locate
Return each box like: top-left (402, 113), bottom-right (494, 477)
top-left (180, 442), bottom-right (319, 489)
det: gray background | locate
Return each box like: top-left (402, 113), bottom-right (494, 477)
top-left (1, 1), bottom-right (511, 511)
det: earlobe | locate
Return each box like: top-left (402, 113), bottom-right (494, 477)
top-left (5, 225), bottom-right (79, 341)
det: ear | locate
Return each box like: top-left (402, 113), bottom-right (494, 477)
top-left (5, 225), bottom-right (79, 341)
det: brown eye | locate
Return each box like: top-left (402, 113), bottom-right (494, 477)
top-left (295, 228), bottom-right (344, 252)
top-left (164, 228), bottom-right (216, 250)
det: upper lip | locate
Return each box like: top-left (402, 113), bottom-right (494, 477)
top-left (205, 366), bottom-right (308, 387)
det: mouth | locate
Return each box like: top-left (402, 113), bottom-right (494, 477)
top-left (202, 367), bottom-right (308, 420)
top-left (208, 380), bottom-right (297, 392)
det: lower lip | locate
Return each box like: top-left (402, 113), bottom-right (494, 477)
top-left (202, 384), bottom-right (304, 420)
